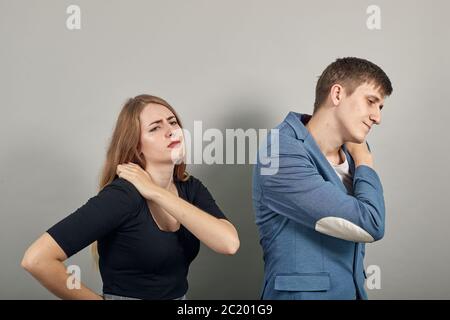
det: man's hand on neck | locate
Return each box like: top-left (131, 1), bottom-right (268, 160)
top-left (345, 142), bottom-right (374, 169)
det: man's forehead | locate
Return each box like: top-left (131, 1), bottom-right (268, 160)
top-left (357, 82), bottom-right (384, 100)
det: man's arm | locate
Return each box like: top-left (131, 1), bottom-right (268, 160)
top-left (259, 142), bottom-right (385, 243)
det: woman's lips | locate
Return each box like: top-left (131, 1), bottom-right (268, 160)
top-left (168, 141), bottom-right (181, 148)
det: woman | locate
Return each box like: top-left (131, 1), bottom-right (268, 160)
top-left (21, 94), bottom-right (240, 300)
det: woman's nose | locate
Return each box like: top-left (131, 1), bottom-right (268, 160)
top-left (165, 125), bottom-right (175, 138)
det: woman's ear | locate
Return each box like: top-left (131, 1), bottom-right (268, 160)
top-left (137, 144), bottom-right (143, 157)
top-left (137, 151), bottom-right (146, 168)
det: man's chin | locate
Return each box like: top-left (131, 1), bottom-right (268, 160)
top-left (347, 135), bottom-right (365, 144)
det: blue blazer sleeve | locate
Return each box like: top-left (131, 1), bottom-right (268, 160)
top-left (259, 151), bottom-right (385, 243)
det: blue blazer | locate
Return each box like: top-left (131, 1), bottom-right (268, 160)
top-left (252, 112), bottom-right (385, 300)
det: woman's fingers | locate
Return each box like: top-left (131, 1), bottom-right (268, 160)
top-left (117, 163), bottom-right (152, 184)
top-left (117, 164), bottom-right (133, 177)
top-left (117, 164), bottom-right (144, 180)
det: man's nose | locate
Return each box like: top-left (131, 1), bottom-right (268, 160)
top-left (370, 107), bottom-right (382, 125)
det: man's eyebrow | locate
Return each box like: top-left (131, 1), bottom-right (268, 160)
top-left (148, 116), bottom-right (176, 127)
top-left (366, 94), bottom-right (381, 102)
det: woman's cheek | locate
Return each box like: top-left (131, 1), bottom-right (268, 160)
top-left (140, 137), bottom-right (155, 155)
top-left (147, 135), bottom-right (167, 154)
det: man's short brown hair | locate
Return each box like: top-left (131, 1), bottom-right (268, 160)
top-left (313, 57), bottom-right (393, 113)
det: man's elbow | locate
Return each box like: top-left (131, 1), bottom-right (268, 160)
top-left (371, 227), bottom-right (385, 242)
top-left (315, 217), bottom-right (385, 243)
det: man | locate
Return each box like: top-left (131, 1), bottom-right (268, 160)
top-left (252, 57), bottom-right (393, 300)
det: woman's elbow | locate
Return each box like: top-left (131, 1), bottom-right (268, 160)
top-left (222, 233), bottom-right (240, 255)
top-left (215, 219), bottom-right (240, 255)
top-left (228, 239), bottom-right (240, 255)
top-left (21, 233), bottom-right (67, 273)
top-left (21, 247), bottom-right (42, 273)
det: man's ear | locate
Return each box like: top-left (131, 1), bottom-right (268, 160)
top-left (330, 84), bottom-right (344, 106)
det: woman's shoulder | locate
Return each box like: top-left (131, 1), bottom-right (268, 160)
top-left (177, 174), bottom-right (216, 201)
top-left (177, 174), bottom-right (202, 189)
top-left (102, 177), bottom-right (145, 206)
top-left (176, 174), bottom-right (202, 198)
top-left (177, 174), bottom-right (226, 219)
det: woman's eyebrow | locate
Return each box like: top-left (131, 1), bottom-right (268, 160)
top-left (148, 116), bottom-right (176, 127)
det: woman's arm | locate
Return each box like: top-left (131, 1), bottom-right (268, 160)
top-left (21, 233), bottom-right (103, 300)
top-left (152, 187), bottom-right (239, 255)
top-left (22, 179), bottom-right (141, 299)
top-left (117, 163), bottom-right (240, 255)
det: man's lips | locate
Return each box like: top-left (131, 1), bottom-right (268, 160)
top-left (168, 140), bottom-right (181, 148)
top-left (363, 122), bottom-right (371, 130)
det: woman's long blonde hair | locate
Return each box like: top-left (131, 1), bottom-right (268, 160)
top-left (91, 94), bottom-right (189, 265)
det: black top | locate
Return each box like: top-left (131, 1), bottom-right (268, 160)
top-left (47, 176), bottom-right (227, 300)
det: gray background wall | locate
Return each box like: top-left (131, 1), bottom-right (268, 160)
top-left (1, 0), bottom-right (449, 299)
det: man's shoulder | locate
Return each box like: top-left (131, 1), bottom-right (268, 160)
top-left (269, 122), bottom-right (309, 155)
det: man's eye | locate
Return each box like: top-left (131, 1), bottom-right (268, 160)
top-left (368, 100), bottom-right (374, 104)
top-left (149, 126), bottom-right (159, 132)
top-left (170, 121), bottom-right (178, 126)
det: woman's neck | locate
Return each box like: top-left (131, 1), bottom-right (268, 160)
top-left (145, 163), bottom-right (175, 189)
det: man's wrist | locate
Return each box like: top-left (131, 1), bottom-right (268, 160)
top-left (355, 158), bottom-right (374, 168)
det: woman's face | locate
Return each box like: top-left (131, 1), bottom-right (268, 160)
top-left (139, 103), bottom-right (185, 166)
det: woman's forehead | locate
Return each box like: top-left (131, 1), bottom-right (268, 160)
top-left (140, 103), bottom-right (175, 121)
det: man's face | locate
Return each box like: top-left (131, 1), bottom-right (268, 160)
top-left (337, 82), bottom-right (385, 143)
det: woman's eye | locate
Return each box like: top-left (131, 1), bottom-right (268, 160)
top-left (170, 121), bottom-right (178, 126)
top-left (149, 126), bottom-right (159, 132)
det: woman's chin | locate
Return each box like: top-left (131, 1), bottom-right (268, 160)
top-left (169, 150), bottom-right (185, 165)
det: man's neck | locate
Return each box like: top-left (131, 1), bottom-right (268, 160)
top-left (305, 110), bottom-right (344, 165)
top-left (144, 163), bottom-right (175, 189)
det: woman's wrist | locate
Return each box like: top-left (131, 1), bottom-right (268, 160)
top-left (146, 184), bottom-right (165, 202)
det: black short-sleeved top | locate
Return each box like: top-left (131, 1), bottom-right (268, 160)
top-left (46, 175), bottom-right (227, 300)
